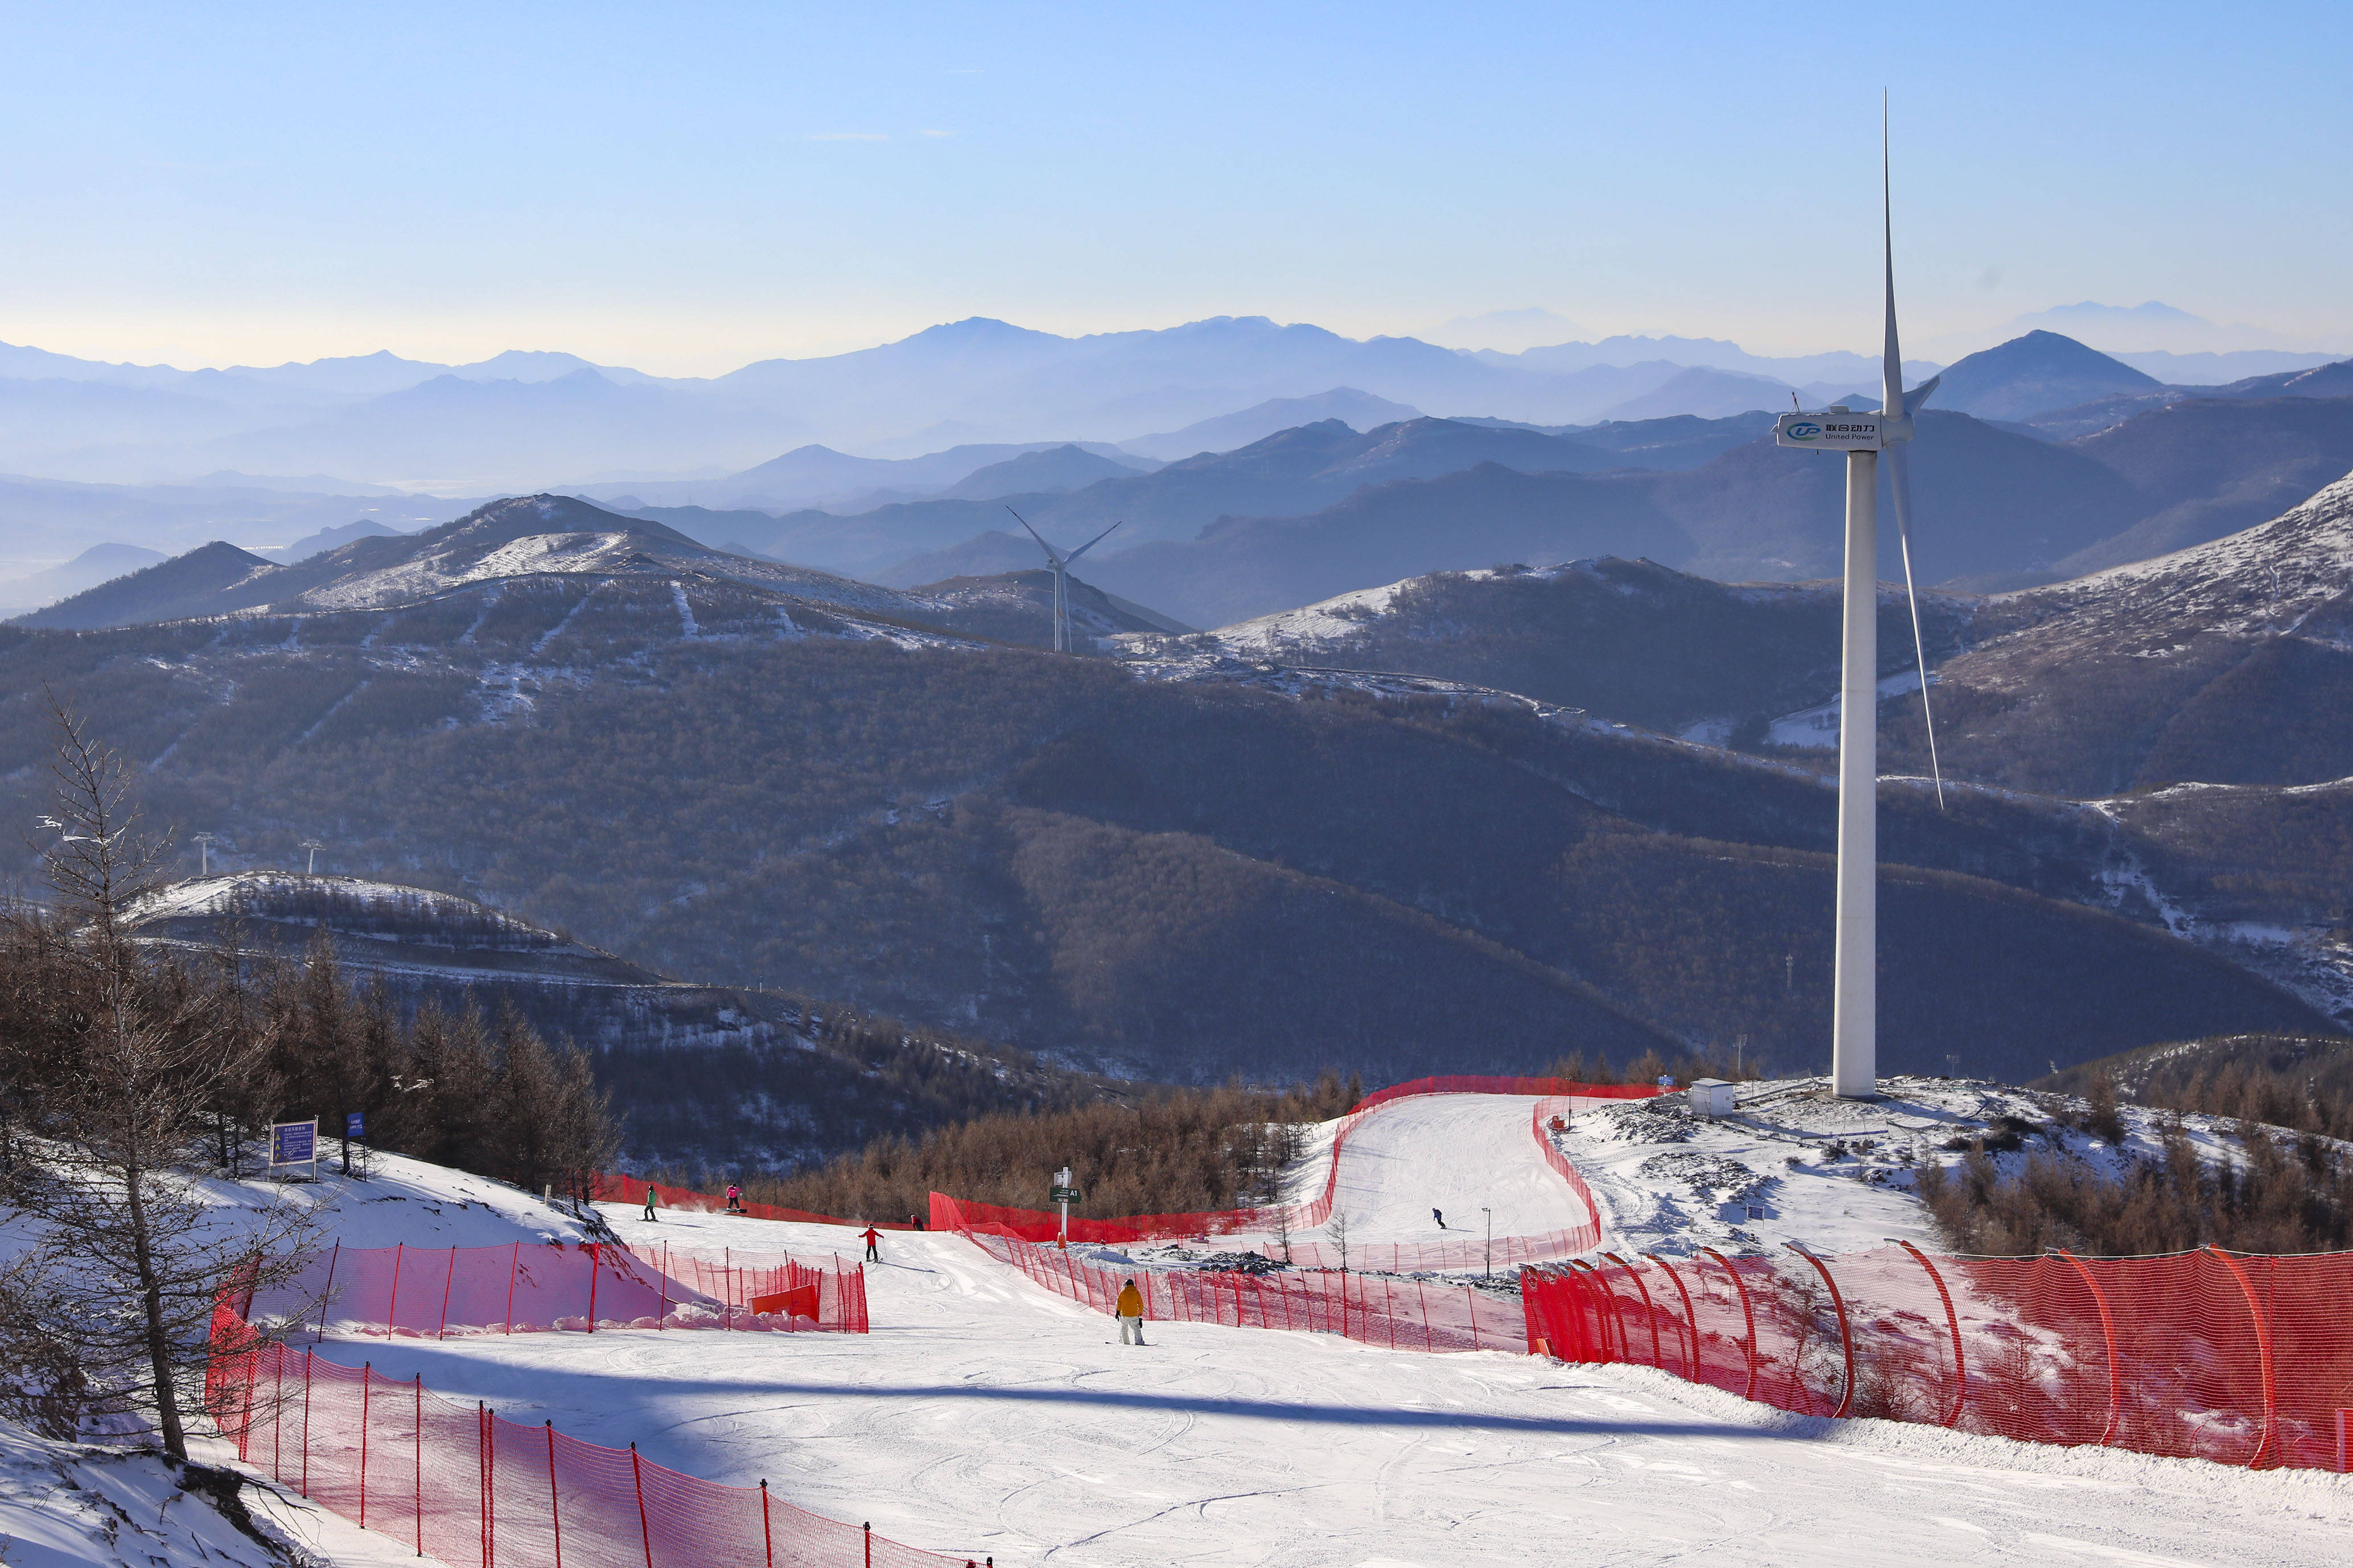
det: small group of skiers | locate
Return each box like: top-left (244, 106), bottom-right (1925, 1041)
top-left (636, 1183), bottom-right (747, 1221)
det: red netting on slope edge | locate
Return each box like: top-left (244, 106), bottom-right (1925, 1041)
top-left (592, 1172), bottom-right (922, 1230)
top-left (928, 1076), bottom-right (1658, 1248)
top-left (243, 1241), bottom-right (867, 1339)
top-left (951, 1220), bottom-right (1528, 1354)
top-left (1520, 1244), bottom-right (2353, 1473)
top-left (204, 1331), bottom-right (968, 1567)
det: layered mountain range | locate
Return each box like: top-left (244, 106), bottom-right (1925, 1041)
top-left (5, 482), bottom-right (2347, 1127)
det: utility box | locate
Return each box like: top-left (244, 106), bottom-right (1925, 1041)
top-left (1690, 1079), bottom-right (1737, 1120)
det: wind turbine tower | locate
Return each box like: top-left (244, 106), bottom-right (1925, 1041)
top-left (1006, 508), bottom-right (1121, 653)
top-left (301, 839), bottom-right (325, 876)
top-left (194, 832), bottom-right (217, 876)
top-left (1770, 102), bottom-right (1945, 1101)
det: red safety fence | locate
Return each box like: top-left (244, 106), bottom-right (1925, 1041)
top-left (931, 1076), bottom-right (1659, 1251)
top-left (593, 1172), bottom-right (919, 1230)
top-left (204, 1322), bottom-right (970, 1566)
top-left (1521, 1243), bottom-right (2353, 1473)
top-left (952, 1217), bottom-right (1526, 1354)
top-left (245, 1241), bottom-right (867, 1339)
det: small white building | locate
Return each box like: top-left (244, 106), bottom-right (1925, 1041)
top-left (1689, 1078), bottom-right (1737, 1120)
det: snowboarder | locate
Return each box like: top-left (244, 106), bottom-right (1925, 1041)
top-left (1114, 1278), bottom-right (1146, 1345)
top-left (908, 1211), bottom-right (925, 1232)
top-left (643, 1186), bottom-right (658, 1223)
top-left (726, 1184), bottom-right (746, 1215)
top-left (861, 1226), bottom-right (882, 1262)
top-left (1433, 1208), bottom-right (1445, 1229)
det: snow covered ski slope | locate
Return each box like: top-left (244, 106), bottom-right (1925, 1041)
top-left (260, 1079), bottom-right (2353, 1568)
top-left (305, 1203), bottom-right (2353, 1567)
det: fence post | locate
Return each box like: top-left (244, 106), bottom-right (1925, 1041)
top-left (1464, 1283), bottom-right (1478, 1347)
top-left (504, 1242), bottom-right (519, 1335)
top-left (360, 1363), bottom-right (372, 1526)
top-left (486, 1402), bottom-right (497, 1568)
top-left (863, 1521), bottom-right (872, 1568)
top-left (315, 1241), bottom-right (341, 1341)
top-left (545, 1422), bottom-right (562, 1568)
top-left (1642, 1253), bottom-right (1701, 1380)
top-left (1579, 1261), bottom-right (1631, 1361)
top-left (388, 1242), bottom-right (405, 1335)
top-left (272, 1347), bottom-right (286, 1482)
top-left (1602, 1254), bottom-right (1662, 1368)
top-left (2051, 1250), bottom-right (2121, 1446)
top-left (1696, 1248), bottom-right (1757, 1402)
top-left (760, 1480), bottom-right (773, 1568)
top-left (2204, 1246), bottom-right (2277, 1468)
top-left (586, 1246), bottom-right (599, 1334)
top-left (657, 1244), bottom-right (668, 1330)
top-left (414, 1376), bottom-right (423, 1557)
top-left (1384, 1279), bottom-right (1396, 1349)
top-left (1894, 1241), bottom-right (1966, 1428)
top-left (1784, 1244), bottom-right (1856, 1419)
top-left (630, 1443), bottom-right (653, 1568)
top-left (476, 1404), bottom-right (488, 1568)
top-left (300, 1351), bottom-right (313, 1497)
top-left (1417, 1279), bottom-right (1431, 1351)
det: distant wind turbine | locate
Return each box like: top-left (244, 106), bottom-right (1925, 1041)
top-left (1006, 507), bottom-right (1120, 653)
top-left (1768, 96), bottom-right (1947, 1101)
top-left (300, 838), bottom-right (325, 875)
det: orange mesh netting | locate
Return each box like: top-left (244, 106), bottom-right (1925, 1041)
top-left (1521, 1243), bottom-right (2353, 1472)
top-left (242, 1241), bottom-right (868, 1339)
top-left (205, 1327), bottom-right (969, 1567)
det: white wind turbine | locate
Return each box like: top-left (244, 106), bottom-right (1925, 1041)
top-left (1006, 507), bottom-right (1121, 653)
top-left (1770, 99), bottom-right (1947, 1101)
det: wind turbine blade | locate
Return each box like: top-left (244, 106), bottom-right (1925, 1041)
top-left (1062, 519), bottom-right (1122, 566)
top-left (1882, 91), bottom-right (1903, 418)
top-left (1005, 505), bottom-right (1062, 565)
top-left (1902, 372), bottom-right (1942, 417)
top-left (1888, 441), bottom-right (1945, 810)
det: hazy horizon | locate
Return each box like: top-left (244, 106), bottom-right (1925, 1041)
top-left (7, 3), bottom-right (2350, 375)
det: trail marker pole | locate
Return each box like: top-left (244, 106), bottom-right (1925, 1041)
top-left (1482, 1207), bottom-right (1493, 1279)
top-left (1051, 1166), bottom-right (1077, 1250)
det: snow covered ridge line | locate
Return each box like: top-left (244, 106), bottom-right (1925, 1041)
top-left (204, 1336), bottom-right (976, 1567)
top-left (244, 1237), bottom-right (869, 1336)
top-left (1528, 1241), bottom-right (2353, 1474)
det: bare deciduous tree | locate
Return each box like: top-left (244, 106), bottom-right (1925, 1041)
top-left (0, 702), bottom-right (316, 1456)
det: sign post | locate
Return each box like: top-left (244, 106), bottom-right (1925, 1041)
top-left (270, 1119), bottom-right (319, 1182)
top-left (1050, 1166), bottom-right (1079, 1250)
top-left (343, 1110), bottom-right (365, 1178)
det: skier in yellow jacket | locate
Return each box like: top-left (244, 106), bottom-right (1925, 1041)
top-left (1114, 1278), bottom-right (1146, 1345)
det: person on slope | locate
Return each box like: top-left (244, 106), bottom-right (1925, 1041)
top-left (861, 1225), bottom-right (882, 1263)
top-left (1433, 1208), bottom-right (1446, 1229)
top-left (1114, 1278), bottom-right (1147, 1345)
top-left (643, 1186), bottom-right (658, 1223)
top-left (726, 1184), bottom-right (746, 1215)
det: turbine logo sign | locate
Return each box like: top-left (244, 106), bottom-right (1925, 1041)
top-left (1775, 410), bottom-right (1887, 451)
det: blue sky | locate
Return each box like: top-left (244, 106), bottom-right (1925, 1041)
top-left (5, 2), bottom-right (2348, 373)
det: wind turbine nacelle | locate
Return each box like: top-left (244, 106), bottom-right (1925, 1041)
top-left (1774, 409), bottom-right (1915, 451)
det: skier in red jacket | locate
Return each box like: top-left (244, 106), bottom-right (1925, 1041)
top-left (861, 1227), bottom-right (882, 1262)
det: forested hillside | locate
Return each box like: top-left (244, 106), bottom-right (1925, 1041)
top-left (0, 576), bottom-right (2330, 1092)
top-left (123, 873), bottom-right (1108, 1174)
